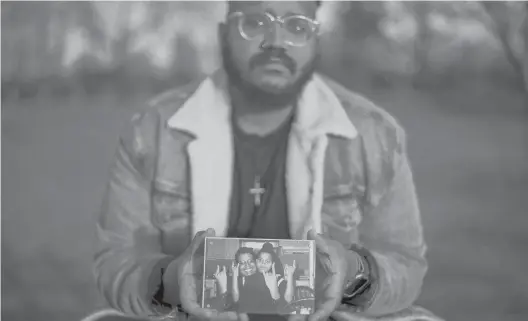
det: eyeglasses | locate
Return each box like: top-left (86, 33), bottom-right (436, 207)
top-left (239, 259), bottom-right (255, 267)
top-left (227, 11), bottom-right (320, 47)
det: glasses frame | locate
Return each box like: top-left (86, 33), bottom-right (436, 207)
top-left (227, 11), bottom-right (321, 47)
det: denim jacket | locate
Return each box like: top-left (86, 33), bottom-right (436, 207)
top-left (94, 70), bottom-right (441, 321)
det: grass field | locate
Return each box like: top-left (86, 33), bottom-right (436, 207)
top-left (2, 76), bottom-right (527, 321)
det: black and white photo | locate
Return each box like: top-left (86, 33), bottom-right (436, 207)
top-left (202, 237), bottom-right (315, 315)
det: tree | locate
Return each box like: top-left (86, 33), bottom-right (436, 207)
top-left (523, 2), bottom-right (528, 93)
top-left (406, 1), bottom-right (433, 88)
top-left (1, 2), bottom-right (106, 101)
top-left (481, 1), bottom-right (528, 92)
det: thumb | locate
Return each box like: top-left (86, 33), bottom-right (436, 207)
top-left (307, 229), bottom-right (330, 253)
top-left (188, 228), bottom-right (215, 254)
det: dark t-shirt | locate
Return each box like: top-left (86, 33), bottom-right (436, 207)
top-left (227, 113), bottom-right (293, 321)
top-left (237, 273), bottom-right (288, 314)
top-left (227, 114), bottom-right (292, 239)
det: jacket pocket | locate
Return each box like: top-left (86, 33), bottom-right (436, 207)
top-left (152, 179), bottom-right (191, 228)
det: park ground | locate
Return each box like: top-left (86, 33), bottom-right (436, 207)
top-left (2, 73), bottom-right (527, 321)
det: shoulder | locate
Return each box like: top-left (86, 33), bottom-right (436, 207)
top-left (118, 79), bottom-right (203, 156)
top-left (135, 78), bottom-right (204, 128)
top-left (320, 74), bottom-right (408, 172)
top-left (320, 74), bottom-right (406, 143)
top-left (320, 75), bottom-right (410, 195)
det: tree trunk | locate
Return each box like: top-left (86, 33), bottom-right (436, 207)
top-left (410, 2), bottom-right (432, 88)
top-left (523, 3), bottom-right (528, 93)
top-left (482, 2), bottom-right (526, 91)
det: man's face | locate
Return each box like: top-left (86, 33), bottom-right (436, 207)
top-left (237, 253), bottom-right (257, 276)
top-left (220, 1), bottom-right (320, 107)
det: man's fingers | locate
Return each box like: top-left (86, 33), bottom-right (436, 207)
top-left (216, 265), bottom-right (220, 275)
top-left (288, 315), bottom-right (308, 321)
top-left (188, 228), bottom-right (216, 254)
top-left (307, 229), bottom-right (331, 253)
top-left (310, 265), bottom-right (347, 321)
top-left (178, 272), bottom-right (201, 316)
top-left (309, 274), bottom-right (343, 321)
top-left (180, 274), bottom-right (237, 321)
top-left (272, 262), bottom-right (276, 275)
top-left (238, 313), bottom-right (250, 321)
top-left (203, 310), bottom-right (239, 321)
top-left (309, 297), bottom-right (341, 321)
top-left (293, 259), bottom-right (296, 268)
top-left (183, 306), bottom-right (238, 321)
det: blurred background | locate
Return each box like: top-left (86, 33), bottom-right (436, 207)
top-left (1, 1), bottom-right (527, 321)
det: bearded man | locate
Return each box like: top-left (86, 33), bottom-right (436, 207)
top-left (86, 2), bottom-right (443, 321)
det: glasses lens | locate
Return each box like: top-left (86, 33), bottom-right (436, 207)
top-left (240, 13), bottom-right (270, 39)
top-left (283, 16), bottom-right (314, 46)
top-left (241, 259), bottom-right (254, 266)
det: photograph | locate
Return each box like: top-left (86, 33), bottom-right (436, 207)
top-left (201, 237), bottom-right (316, 315)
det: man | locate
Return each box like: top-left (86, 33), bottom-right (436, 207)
top-left (87, 1), bottom-right (444, 321)
top-left (209, 247), bottom-right (258, 313)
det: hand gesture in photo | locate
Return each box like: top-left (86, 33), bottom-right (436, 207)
top-left (178, 229), bottom-right (238, 321)
top-left (214, 265), bottom-right (228, 293)
top-left (262, 262), bottom-right (281, 300)
top-left (284, 260), bottom-right (297, 281)
top-left (231, 261), bottom-right (239, 279)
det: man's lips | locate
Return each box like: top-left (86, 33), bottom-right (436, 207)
top-left (260, 59), bottom-right (290, 72)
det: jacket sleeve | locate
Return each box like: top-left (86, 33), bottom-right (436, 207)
top-left (93, 111), bottom-right (176, 317)
top-left (345, 124), bottom-right (428, 316)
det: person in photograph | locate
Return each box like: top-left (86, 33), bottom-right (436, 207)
top-left (212, 247), bottom-right (257, 312)
top-left (91, 1), bottom-right (444, 321)
top-left (250, 242), bottom-right (289, 312)
top-left (228, 245), bottom-right (283, 314)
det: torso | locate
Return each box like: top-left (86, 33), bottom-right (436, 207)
top-left (227, 112), bottom-right (293, 239)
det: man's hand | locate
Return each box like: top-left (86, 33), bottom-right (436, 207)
top-left (175, 228), bottom-right (240, 321)
top-left (262, 263), bottom-right (281, 300)
top-left (308, 229), bottom-right (349, 321)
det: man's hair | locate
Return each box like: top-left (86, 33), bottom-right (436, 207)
top-left (257, 242), bottom-right (285, 276)
top-left (227, 1), bottom-right (322, 14)
top-left (235, 247), bottom-right (255, 262)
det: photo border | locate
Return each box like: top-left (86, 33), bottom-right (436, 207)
top-left (201, 236), bottom-right (316, 313)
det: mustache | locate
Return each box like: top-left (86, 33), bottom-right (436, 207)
top-left (249, 49), bottom-right (296, 73)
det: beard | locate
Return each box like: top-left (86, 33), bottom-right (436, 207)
top-left (221, 42), bottom-right (319, 108)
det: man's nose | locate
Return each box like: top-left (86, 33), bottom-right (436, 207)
top-left (260, 23), bottom-right (286, 49)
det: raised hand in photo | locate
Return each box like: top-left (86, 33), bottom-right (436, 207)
top-left (262, 262), bottom-right (281, 300)
top-left (284, 260), bottom-right (297, 281)
top-left (231, 261), bottom-right (240, 279)
top-left (214, 265), bottom-right (228, 294)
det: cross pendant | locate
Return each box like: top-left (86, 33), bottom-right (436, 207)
top-left (249, 176), bottom-right (266, 207)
